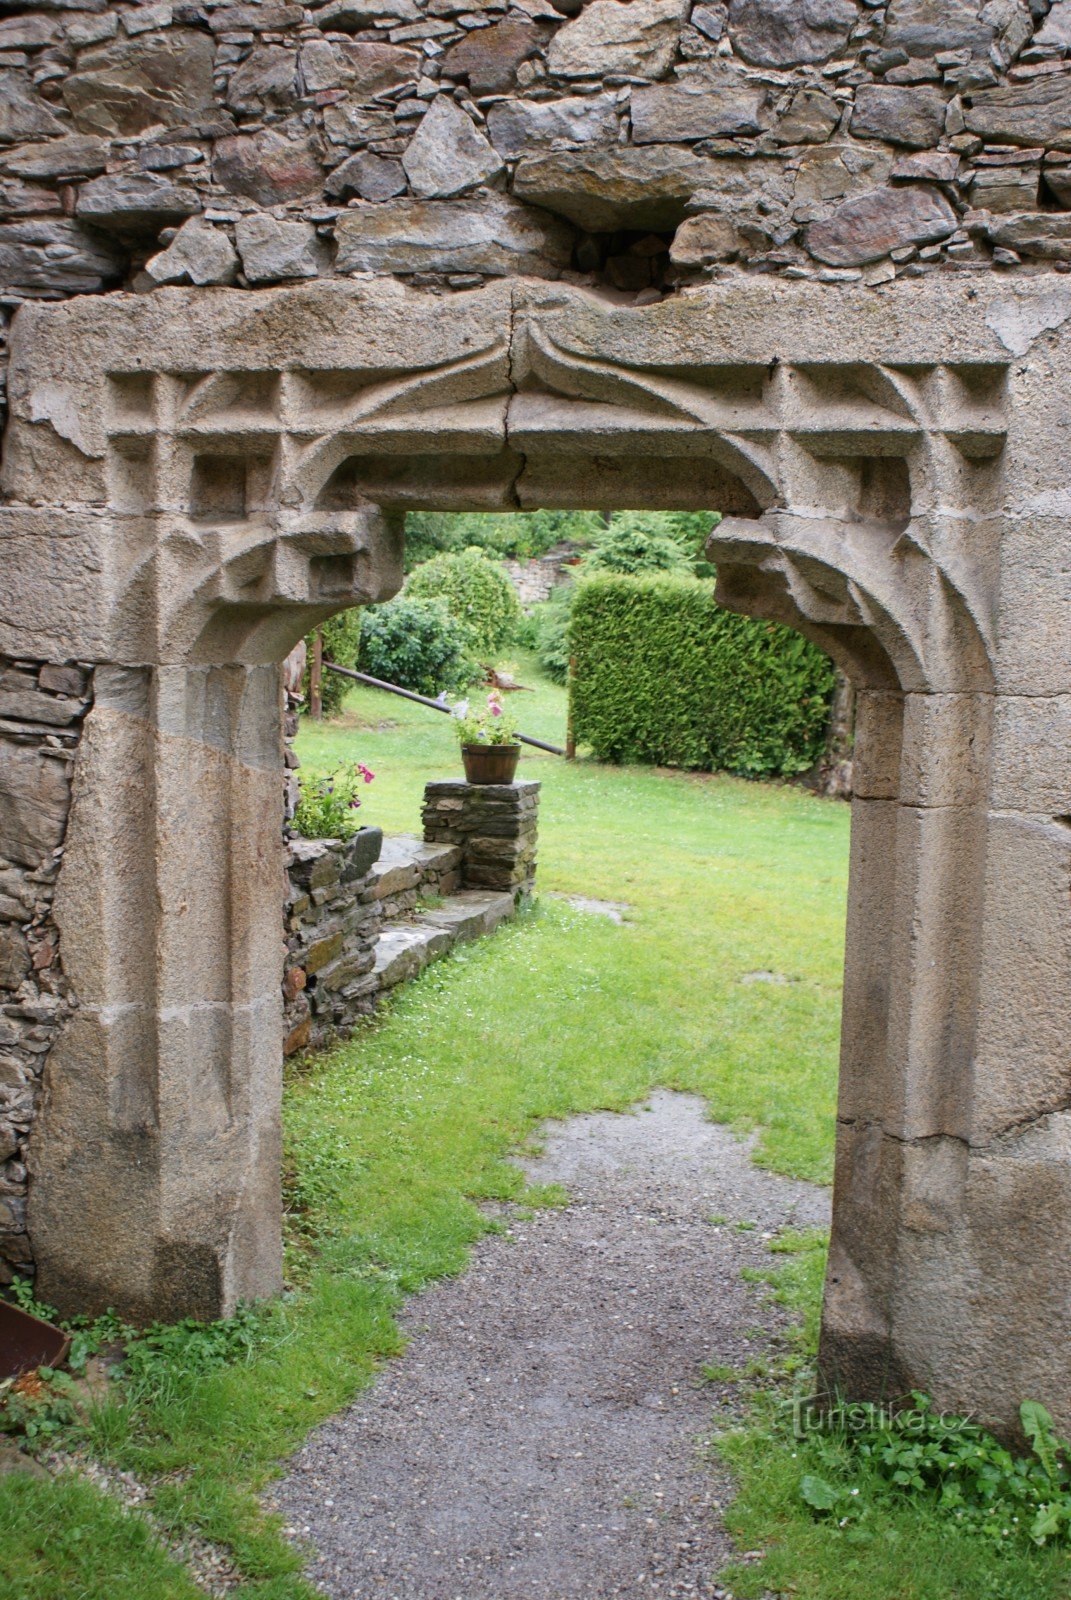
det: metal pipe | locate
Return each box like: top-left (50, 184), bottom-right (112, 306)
top-left (322, 661), bottom-right (567, 756)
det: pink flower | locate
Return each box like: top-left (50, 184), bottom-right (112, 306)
top-left (357, 764), bottom-right (375, 783)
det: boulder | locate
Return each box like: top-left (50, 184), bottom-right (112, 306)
top-left (969, 167), bottom-right (1040, 213)
top-left (890, 149), bottom-right (959, 182)
top-left (728, 0), bottom-right (857, 69)
top-left (669, 211), bottom-right (749, 263)
top-left (75, 172), bottom-right (200, 237)
top-left (513, 144), bottom-right (714, 230)
top-left (979, 210), bottom-right (1071, 260)
top-left (805, 183), bottom-right (957, 265)
top-left (61, 30), bottom-right (215, 137)
top-left (213, 126), bottom-right (323, 206)
top-left (775, 88), bottom-right (840, 145)
top-left (487, 95), bottom-right (619, 158)
top-left (631, 68), bottom-right (767, 142)
top-left (144, 217), bottom-right (240, 285)
top-left (963, 77), bottom-right (1071, 149)
top-left (439, 19), bottom-right (547, 93)
top-left (226, 45), bottom-right (300, 113)
top-left (334, 193), bottom-right (573, 275)
top-left (1, 136), bottom-right (109, 180)
top-left (301, 39), bottom-right (420, 97)
top-left (0, 219), bottom-right (124, 293)
top-left (325, 151), bottom-right (407, 201)
top-left (0, 738), bottom-right (76, 867)
top-left (0, 75), bottom-right (67, 144)
top-left (1035, 0), bottom-right (1071, 47)
top-left (793, 144), bottom-right (894, 209)
top-left (235, 214), bottom-right (326, 283)
top-left (402, 96), bottom-right (504, 199)
top-left (850, 85), bottom-right (946, 148)
top-left (882, 0), bottom-right (995, 58)
top-left (546, 0), bottom-right (688, 81)
top-left (313, 0), bottom-right (420, 27)
top-left (0, 927), bottom-right (29, 994)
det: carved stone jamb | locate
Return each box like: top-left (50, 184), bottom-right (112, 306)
top-left (1, 278), bottom-right (1069, 1444)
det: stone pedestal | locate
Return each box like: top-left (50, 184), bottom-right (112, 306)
top-left (422, 779), bottom-right (540, 897)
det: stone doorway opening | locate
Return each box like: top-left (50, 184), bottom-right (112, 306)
top-left (2, 275), bottom-right (1068, 1441)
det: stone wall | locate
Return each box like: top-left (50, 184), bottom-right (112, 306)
top-left (422, 779), bottom-right (540, 891)
top-left (2, 0), bottom-right (1071, 420)
top-left (0, 656), bottom-right (92, 1286)
top-left (284, 779), bottom-right (539, 1052)
top-left (283, 825), bottom-right (384, 1054)
top-left (501, 543), bottom-right (581, 603)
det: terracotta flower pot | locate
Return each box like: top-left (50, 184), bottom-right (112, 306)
top-left (461, 743), bottom-right (521, 785)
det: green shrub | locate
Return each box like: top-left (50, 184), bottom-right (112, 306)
top-left (305, 609), bottom-right (362, 716)
top-left (404, 509), bottom-right (601, 566)
top-left (358, 594), bottom-right (475, 697)
top-left (406, 547), bottom-right (522, 658)
top-left (568, 574), bottom-right (835, 777)
top-left (580, 511), bottom-right (695, 577)
top-left (530, 590), bottom-right (575, 684)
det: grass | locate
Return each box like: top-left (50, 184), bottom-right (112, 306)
top-left (2, 649), bottom-right (1067, 1599)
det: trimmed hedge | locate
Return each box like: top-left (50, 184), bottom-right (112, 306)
top-left (568, 575), bottom-right (835, 778)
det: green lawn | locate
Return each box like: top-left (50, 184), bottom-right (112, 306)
top-left (3, 655), bottom-right (1067, 1600)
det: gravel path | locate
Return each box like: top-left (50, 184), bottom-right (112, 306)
top-left (274, 1091), bottom-right (829, 1600)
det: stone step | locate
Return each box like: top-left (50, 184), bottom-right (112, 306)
top-left (418, 888), bottom-right (517, 943)
top-left (371, 888), bottom-right (518, 990)
top-left (369, 833), bottom-right (463, 909)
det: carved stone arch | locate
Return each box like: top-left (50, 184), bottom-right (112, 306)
top-left (2, 277), bottom-right (1069, 1438)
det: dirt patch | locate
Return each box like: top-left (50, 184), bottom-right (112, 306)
top-left (274, 1091), bottom-right (829, 1599)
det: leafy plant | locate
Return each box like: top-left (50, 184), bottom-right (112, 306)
top-left (293, 759), bottom-right (374, 839)
top-left (305, 609), bottom-right (363, 716)
top-left (406, 547), bottom-right (522, 658)
top-left (448, 690), bottom-right (519, 746)
top-left (0, 1368), bottom-right (79, 1444)
top-left (568, 573), bottom-right (835, 778)
top-left (795, 1394), bottom-right (1071, 1550)
top-left (358, 594), bottom-right (476, 697)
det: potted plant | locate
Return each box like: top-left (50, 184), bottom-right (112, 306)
top-left (292, 759), bottom-right (382, 873)
top-left (450, 692), bottom-right (522, 784)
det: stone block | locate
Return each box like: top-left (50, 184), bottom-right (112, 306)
top-left (402, 95), bottom-right (504, 200)
top-left (235, 214), bottom-right (326, 285)
top-left (850, 85), bottom-right (946, 148)
top-left (728, 0), bottom-right (856, 67)
top-left (513, 145), bottom-right (714, 230)
top-left (61, 30), bottom-right (215, 137)
top-left (631, 69), bottom-right (767, 143)
top-left (971, 812), bottom-right (1071, 1145)
top-left (806, 185), bottom-right (957, 266)
top-left (336, 194), bottom-right (572, 276)
top-left (438, 18), bottom-right (547, 92)
top-left (486, 95), bottom-right (618, 159)
top-left (546, 0), bottom-right (687, 80)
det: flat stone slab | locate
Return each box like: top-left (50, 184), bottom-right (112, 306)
top-left (274, 1092), bottom-right (829, 1598)
top-left (370, 834), bottom-right (464, 901)
top-left (418, 888), bottom-right (516, 942)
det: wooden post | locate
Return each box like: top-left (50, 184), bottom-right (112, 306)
top-left (309, 629), bottom-right (323, 721)
top-left (565, 654), bottom-right (576, 760)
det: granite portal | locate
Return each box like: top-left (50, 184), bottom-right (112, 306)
top-left (1, 274), bottom-right (1068, 1439)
